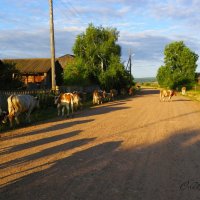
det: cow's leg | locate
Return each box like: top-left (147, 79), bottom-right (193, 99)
top-left (74, 103), bottom-right (77, 112)
top-left (97, 97), bottom-right (100, 105)
top-left (25, 113), bottom-right (31, 123)
top-left (61, 106), bottom-right (65, 117)
top-left (8, 115), bottom-right (14, 127)
top-left (71, 102), bottom-right (74, 117)
top-left (159, 93), bottom-right (162, 101)
top-left (58, 108), bottom-right (60, 116)
top-left (26, 108), bottom-right (33, 123)
top-left (95, 97), bottom-right (97, 104)
top-left (66, 104), bottom-right (70, 117)
top-left (12, 108), bottom-right (21, 125)
top-left (14, 115), bottom-right (20, 125)
top-left (57, 104), bottom-right (61, 116)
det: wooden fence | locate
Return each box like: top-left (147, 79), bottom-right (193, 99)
top-left (0, 89), bottom-right (58, 111)
top-left (0, 85), bottom-right (98, 111)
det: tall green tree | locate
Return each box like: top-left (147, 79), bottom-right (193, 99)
top-left (64, 24), bottom-right (131, 89)
top-left (0, 61), bottom-right (23, 89)
top-left (99, 55), bottom-right (130, 91)
top-left (157, 41), bottom-right (199, 89)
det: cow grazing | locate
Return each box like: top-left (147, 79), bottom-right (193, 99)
top-left (55, 93), bottom-right (74, 117)
top-left (93, 90), bottom-right (103, 105)
top-left (3, 94), bottom-right (39, 127)
top-left (160, 89), bottom-right (177, 102)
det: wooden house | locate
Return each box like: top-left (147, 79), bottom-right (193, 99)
top-left (2, 54), bottom-right (74, 89)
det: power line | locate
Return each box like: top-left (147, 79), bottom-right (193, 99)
top-left (54, 0), bottom-right (75, 21)
top-left (60, 0), bottom-right (80, 18)
top-left (54, 0), bottom-right (86, 25)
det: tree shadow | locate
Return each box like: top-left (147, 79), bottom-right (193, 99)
top-left (0, 136), bottom-right (96, 170)
top-left (0, 119), bottom-right (95, 141)
top-left (1, 128), bottom-right (200, 200)
top-left (79, 105), bottom-right (130, 118)
top-left (0, 130), bottom-right (81, 156)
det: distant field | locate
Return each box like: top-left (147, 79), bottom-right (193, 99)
top-left (135, 77), bottom-right (157, 82)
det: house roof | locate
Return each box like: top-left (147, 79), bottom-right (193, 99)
top-left (2, 58), bottom-right (51, 74)
top-left (2, 54), bottom-right (74, 74)
top-left (57, 54), bottom-right (74, 69)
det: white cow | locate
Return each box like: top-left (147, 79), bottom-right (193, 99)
top-left (3, 94), bottom-right (39, 127)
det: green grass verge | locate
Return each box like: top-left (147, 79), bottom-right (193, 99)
top-left (183, 90), bottom-right (200, 102)
top-left (0, 107), bottom-right (58, 133)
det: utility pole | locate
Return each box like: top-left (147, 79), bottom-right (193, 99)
top-left (126, 49), bottom-right (133, 86)
top-left (129, 49), bottom-right (132, 85)
top-left (49, 0), bottom-right (56, 90)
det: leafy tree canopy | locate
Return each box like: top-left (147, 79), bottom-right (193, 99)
top-left (0, 61), bottom-right (23, 90)
top-left (64, 23), bottom-right (133, 90)
top-left (156, 41), bottom-right (199, 89)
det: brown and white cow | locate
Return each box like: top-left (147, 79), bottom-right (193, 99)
top-left (54, 93), bottom-right (74, 117)
top-left (93, 90), bottom-right (103, 105)
top-left (3, 94), bottom-right (39, 127)
top-left (160, 89), bottom-right (177, 102)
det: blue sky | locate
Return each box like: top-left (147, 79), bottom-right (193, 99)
top-left (0, 0), bottom-right (200, 78)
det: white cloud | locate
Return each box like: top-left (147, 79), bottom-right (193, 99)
top-left (0, 0), bottom-right (199, 77)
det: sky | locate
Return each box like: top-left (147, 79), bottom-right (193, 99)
top-left (0, 0), bottom-right (200, 78)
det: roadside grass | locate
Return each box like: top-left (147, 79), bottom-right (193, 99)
top-left (183, 90), bottom-right (200, 102)
top-left (0, 107), bottom-right (58, 133)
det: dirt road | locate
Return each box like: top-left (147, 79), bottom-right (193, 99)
top-left (1, 88), bottom-right (200, 200)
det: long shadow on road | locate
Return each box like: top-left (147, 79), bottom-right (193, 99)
top-left (0, 130), bottom-right (82, 156)
top-left (1, 128), bottom-right (200, 200)
top-left (0, 119), bottom-right (95, 141)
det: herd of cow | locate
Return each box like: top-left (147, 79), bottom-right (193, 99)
top-left (0, 87), bottom-right (186, 128)
top-left (0, 89), bottom-right (121, 128)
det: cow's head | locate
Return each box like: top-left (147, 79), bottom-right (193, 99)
top-left (1, 111), bottom-right (9, 124)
